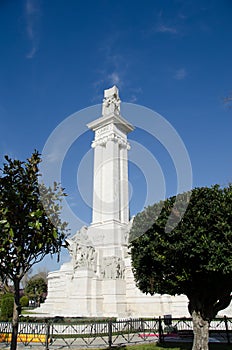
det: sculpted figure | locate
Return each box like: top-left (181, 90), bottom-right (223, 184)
top-left (102, 86), bottom-right (120, 116)
top-left (66, 226), bottom-right (97, 272)
top-left (101, 256), bottom-right (125, 279)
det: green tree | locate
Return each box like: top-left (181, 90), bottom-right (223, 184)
top-left (0, 293), bottom-right (14, 321)
top-left (19, 295), bottom-right (29, 308)
top-left (24, 277), bottom-right (47, 305)
top-left (130, 185), bottom-right (232, 350)
top-left (0, 151), bottom-right (68, 350)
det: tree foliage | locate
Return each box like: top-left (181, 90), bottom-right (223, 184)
top-left (130, 185), bottom-right (232, 350)
top-left (0, 151), bottom-right (68, 281)
top-left (0, 151), bottom-right (69, 350)
top-left (19, 296), bottom-right (29, 308)
top-left (24, 277), bottom-right (47, 304)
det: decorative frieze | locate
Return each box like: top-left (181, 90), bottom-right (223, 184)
top-left (92, 131), bottom-right (130, 149)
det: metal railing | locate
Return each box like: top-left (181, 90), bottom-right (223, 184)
top-left (0, 316), bottom-right (231, 348)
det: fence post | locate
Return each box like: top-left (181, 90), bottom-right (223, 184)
top-left (108, 319), bottom-right (112, 349)
top-left (45, 320), bottom-right (50, 350)
top-left (158, 317), bottom-right (164, 343)
top-left (224, 315), bottom-right (230, 344)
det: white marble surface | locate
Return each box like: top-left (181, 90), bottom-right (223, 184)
top-left (36, 87), bottom-right (231, 318)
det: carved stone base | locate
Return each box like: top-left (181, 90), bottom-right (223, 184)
top-left (35, 224), bottom-right (190, 318)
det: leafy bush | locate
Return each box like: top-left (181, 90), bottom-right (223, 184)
top-left (20, 295), bottom-right (29, 307)
top-left (0, 293), bottom-right (14, 321)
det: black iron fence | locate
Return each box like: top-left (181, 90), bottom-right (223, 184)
top-left (0, 316), bottom-right (231, 348)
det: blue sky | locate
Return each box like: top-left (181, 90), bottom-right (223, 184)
top-left (0, 0), bottom-right (231, 272)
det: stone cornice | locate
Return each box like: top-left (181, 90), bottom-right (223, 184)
top-left (87, 113), bottom-right (134, 134)
top-left (91, 131), bottom-right (131, 149)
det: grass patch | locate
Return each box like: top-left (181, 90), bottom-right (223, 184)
top-left (21, 310), bottom-right (34, 315)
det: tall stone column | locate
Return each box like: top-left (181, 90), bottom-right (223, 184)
top-left (87, 86), bottom-right (134, 316)
top-left (119, 144), bottom-right (130, 224)
top-left (92, 142), bottom-right (103, 223)
top-left (87, 86), bottom-right (134, 226)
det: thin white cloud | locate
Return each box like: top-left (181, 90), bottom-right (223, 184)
top-left (26, 46), bottom-right (37, 59)
top-left (178, 13), bottom-right (187, 20)
top-left (108, 72), bottom-right (121, 86)
top-left (174, 68), bottom-right (187, 80)
top-left (127, 87), bottom-right (143, 103)
top-left (92, 34), bottom-right (143, 103)
top-left (26, 0), bottom-right (36, 14)
top-left (91, 70), bottom-right (123, 102)
top-left (25, 0), bottom-right (40, 59)
top-left (94, 38), bottom-right (126, 89)
top-left (156, 24), bottom-right (178, 34)
top-left (128, 95), bottom-right (137, 103)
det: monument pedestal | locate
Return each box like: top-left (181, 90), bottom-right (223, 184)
top-left (102, 279), bottom-right (126, 316)
top-left (68, 269), bottom-right (103, 317)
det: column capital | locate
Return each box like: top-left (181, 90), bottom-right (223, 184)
top-left (91, 132), bottom-right (131, 149)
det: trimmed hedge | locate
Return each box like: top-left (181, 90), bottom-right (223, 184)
top-left (0, 293), bottom-right (14, 321)
top-left (20, 295), bottom-right (29, 307)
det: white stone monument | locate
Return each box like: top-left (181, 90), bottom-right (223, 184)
top-left (36, 86), bottom-right (190, 318)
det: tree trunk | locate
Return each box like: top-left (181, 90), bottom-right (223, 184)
top-left (192, 310), bottom-right (209, 350)
top-left (11, 279), bottom-right (21, 350)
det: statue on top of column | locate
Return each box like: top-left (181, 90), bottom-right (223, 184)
top-left (102, 85), bottom-right (121, 116)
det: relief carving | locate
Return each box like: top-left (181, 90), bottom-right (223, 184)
top-left (66, 226), bottom-right (97, 273)
top-left (101, 256), bottom-right (125, 279)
